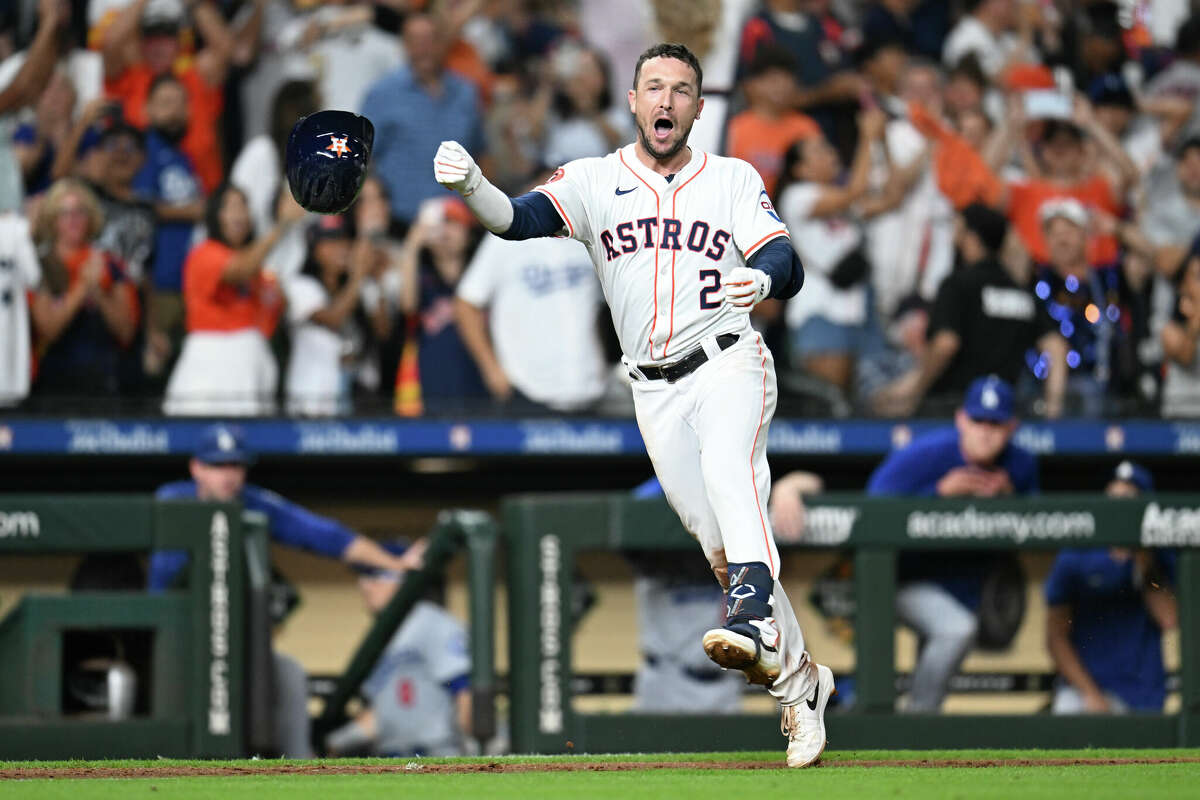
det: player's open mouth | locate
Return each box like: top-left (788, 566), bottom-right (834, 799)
top-left (653, 117), bottom-right (674, 142)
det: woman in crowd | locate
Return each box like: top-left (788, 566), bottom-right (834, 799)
top-left (283, 214), bottom-right (380, 416)
top-left (397, 197), bottom-right (486, 413)
top-left (29, 178), bottom-right (139, 403)
top-left (163, 183), bottom-right (305, 415)
top-left (776, 108), bottom-right (888, 394)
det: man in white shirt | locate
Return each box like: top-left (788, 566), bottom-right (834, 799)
top-left (0, 214), bottom-right (41, 406)
top-left (455, 231), bottom-right (608, 413)
top-left (942, 0), bottom-right (1024, 78)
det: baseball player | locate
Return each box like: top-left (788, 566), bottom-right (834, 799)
top-left (435, 42), bottom-right (833, 767)
top-left (326, 545), bottom-right (472, 757)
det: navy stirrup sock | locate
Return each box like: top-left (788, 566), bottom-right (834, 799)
top-left (724, 561), bottom-right (774, 627)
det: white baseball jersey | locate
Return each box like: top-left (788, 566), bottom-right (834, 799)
top-left (457, 234), bottom-right (606, 411)
top-left (0, 215), bottom-right (40, 406)
top-left (528, 141), bottom-right (819, 710)
top-left (533, 143), bottom-right (789, 364)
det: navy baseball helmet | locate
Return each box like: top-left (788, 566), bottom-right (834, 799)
top-left (286, 110), bottom-right (374, 214)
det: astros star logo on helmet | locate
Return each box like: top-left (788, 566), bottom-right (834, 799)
top-left (325, 136), bottom-right (351, 157)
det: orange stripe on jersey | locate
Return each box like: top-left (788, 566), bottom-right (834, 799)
top-left (618, 150), bottom-right (664, 358)
top-left (745, 229), bottom-right (789, 259)
top-left (662, 153), bottom-right (708, 358)
top-left (750, 334), bottom-right (774, 577)
top-left (533, 187), bottom-right (574, 238)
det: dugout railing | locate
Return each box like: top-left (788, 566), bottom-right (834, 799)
top-left (496, 493), bottom-right (1200, 753)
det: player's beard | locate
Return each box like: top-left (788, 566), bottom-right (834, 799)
top-left (637, 116), bottom-right (692, 162)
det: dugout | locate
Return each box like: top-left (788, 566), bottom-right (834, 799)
top-left (496, 492), bottom-right (1200, 752)
top-left (0, 496), bottom-right (274, 759)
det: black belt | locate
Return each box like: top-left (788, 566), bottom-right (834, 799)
top-left (636, 334), bottom-right (739, 383)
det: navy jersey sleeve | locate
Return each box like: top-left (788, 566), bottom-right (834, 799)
top-left (498, 192), bottom-right (566, 241)
top-left (748, 237), bottom-right (804, 300)
top-left (243, 485), bottom-right (356, 558)
top-left (1044, 551), bottom-right (1078, 606)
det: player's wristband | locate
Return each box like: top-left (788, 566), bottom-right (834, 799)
top-left (458, 174), bottom-right (515, 234)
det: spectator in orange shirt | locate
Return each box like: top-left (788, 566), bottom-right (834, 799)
top-left (101, 0), bottom-right (264, 194)
top-left (29, 178), bottom-right (140, 403)
top-left (163, 183), bottom-right (306, 416)
top-left (726, 46), bottom-right (820, 197)
top-left (988, 96), bottom-right (1139, 266)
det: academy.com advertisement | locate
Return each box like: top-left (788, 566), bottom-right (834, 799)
top-left (905, 507), bottom-right (1097, 544)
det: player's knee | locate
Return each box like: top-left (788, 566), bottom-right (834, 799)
top-left (939, 612), bottom-right (978, 648)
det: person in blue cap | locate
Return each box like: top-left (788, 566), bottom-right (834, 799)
top-left (149, 423), bottom-right (426, 756)
top-left (867, 375), bottom-right (1039, 711)
top-left (1044, 461), bottom-right (1178, 713)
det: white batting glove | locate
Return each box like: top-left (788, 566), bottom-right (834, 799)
top-left (433, 140), bottom-right (482, 196)
top-left (721, 267), bottom-right (771, 313)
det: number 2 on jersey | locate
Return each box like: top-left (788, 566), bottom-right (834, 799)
top-left (699, 269), bottom-right (721, 309)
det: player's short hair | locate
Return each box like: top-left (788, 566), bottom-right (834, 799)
top-left (632, 42), bottom-right (703, 94)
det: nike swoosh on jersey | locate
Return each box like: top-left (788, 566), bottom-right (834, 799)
top-left (615, 187), bottom-right (637, 196)
top-left (806, 692), bottom-right (819, 711)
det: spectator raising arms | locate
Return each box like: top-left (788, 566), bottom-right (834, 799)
top-left (777, 108), bottom-right (886, 394)
top-left (163, 184), bottom-right (305, 416)
top-left (29, 178), bottom-right (139, 403)
top-left (284, 214), bottom-right (376, 417)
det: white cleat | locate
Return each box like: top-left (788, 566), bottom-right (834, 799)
top-left (701, 626), bottom-right (781, 687)
top-left (782, 663), bottom-right (835, 768)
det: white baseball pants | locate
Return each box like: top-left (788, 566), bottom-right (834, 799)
top-left (630, 331), bottom-right (817, 705)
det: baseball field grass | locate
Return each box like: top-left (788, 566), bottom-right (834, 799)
top-left (1, 749), bottom-right (1198, 799)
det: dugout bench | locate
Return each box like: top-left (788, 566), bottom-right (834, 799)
top-left (495, 493), bottom-right (1200, 752)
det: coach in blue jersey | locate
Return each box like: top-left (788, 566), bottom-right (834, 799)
top-left (149, 423), bottom-right (425, 756)
top-left (868, 375), bottom-right (1038, 711)
top-left (149, 425), bottom-right (422, 590)
top-left (1045, 462), bottom-right (1177, 713)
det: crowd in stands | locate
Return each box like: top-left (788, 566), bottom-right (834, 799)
top-left (1, 0), bottom-right (1199, 419)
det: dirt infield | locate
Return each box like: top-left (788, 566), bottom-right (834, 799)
top-left (3, 756), bottom-right (1200, 779)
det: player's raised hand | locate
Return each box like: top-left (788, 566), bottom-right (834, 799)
top-left (720, 266), bottom-right (771, 314)
top-left (434, 140), bottom-right (482, 196)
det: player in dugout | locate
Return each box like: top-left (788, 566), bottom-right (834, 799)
top-left (1045, 461), bottom-right (1178, 713)
top-left (148, 423), bottom-right (426, 757)
top-left (868, 375), bottom-right (1038, 712)
top-left (325, 541), bottom-right (473, 757)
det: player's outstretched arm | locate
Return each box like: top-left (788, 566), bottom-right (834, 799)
top-left (434, 141), bottom-right (564, 240)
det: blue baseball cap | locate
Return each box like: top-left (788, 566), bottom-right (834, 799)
top-left (194, 424), bottom-right (253, 465)
top-left (1112, 460), bottom-right (1154, 492)
top-left (963, 375), bottom-right (1015, 423)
